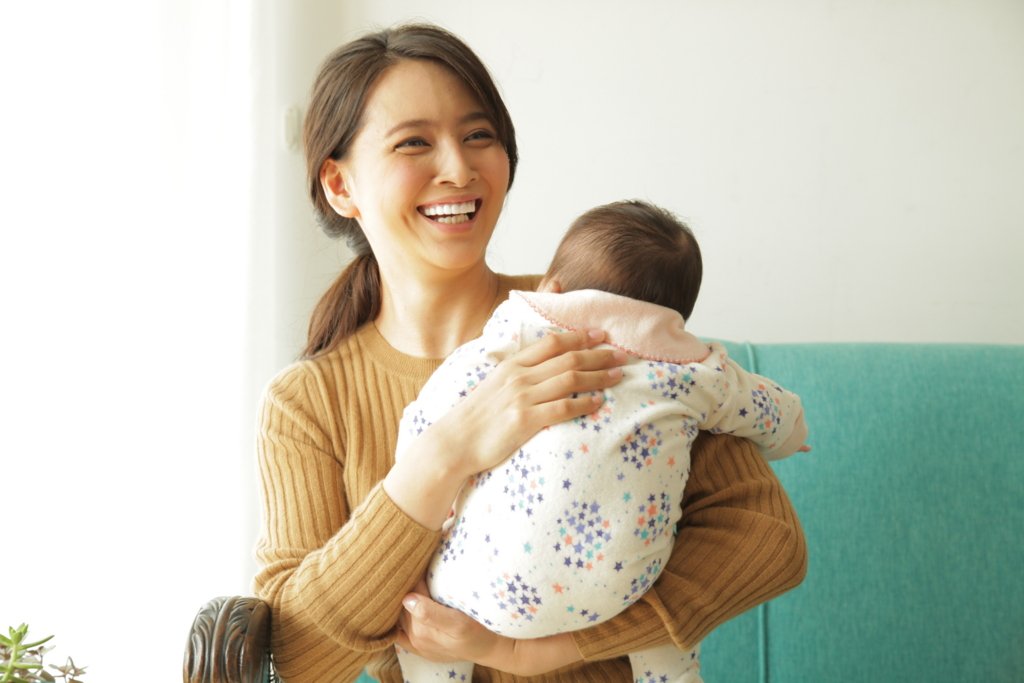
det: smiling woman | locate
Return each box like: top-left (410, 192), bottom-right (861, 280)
top-left (250, 22), bottom-right (806, 683)
top-left (300, 30), bottom-right (519, 360)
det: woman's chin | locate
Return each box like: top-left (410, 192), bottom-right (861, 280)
top-left (423, 246), bottom-right (492, 276)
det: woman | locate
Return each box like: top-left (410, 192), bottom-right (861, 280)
top-left (253, 23), bottom-right (806, 683)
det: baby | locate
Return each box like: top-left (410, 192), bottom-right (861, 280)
top-left (395, 200), bottom-right (808, 683)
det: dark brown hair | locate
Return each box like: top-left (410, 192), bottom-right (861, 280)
top-left (301, 23), bottom-right (518, 358)
top-left (546, 200), bottom-right (703, 320)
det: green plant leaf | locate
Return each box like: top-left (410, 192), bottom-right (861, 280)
top-left (21, 637), bottom-right (53, 650)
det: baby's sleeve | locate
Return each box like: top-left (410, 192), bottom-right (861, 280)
top-left (695, 345), bottom-right (808, 460)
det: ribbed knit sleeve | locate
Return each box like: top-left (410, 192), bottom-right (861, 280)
top-left (253, 361), bottom-right (442, 682)
top-left (571, 432), bottom-right (808, 659)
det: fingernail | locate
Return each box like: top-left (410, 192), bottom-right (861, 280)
top-left (588, 329), bottom-right (605, 340)
top-left (403, 596), bottom-right (418, 611)
top-left (612, 351), bottom-right (628, 363)
top-left (608, 367), bottom-right (623, 378)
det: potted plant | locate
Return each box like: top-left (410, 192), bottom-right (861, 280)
top-left (0, 625), bottom-right (86, 683)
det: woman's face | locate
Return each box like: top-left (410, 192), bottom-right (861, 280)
top-left (323, 59), bottom-right (510, 281)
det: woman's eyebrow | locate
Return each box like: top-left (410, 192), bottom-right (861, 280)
top-left (385, 112), bottom-right (491, 137)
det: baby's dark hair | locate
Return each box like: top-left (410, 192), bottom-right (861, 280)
top-left (545, 200), bottom-right (703, 320)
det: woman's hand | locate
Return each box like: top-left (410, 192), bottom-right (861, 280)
top-left (439, 328), bottom-right (627, 477)
top-left (385, 328), bottom-right (626, 530)
top-left (396, 581), bottom-right (507, 665)
top-left (397, 582), bottom-right (582, 676)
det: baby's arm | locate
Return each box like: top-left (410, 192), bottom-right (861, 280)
top-left (698, 344), bottom-right (808, 459)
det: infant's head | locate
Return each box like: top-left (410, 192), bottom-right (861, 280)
top-left (541, 200), bottom-right (703, 320)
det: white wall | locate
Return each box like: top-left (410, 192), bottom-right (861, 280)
top-left (1, 0), bottom-right (258, 679)
top-left (297, 0), bottom-right (1024, 344)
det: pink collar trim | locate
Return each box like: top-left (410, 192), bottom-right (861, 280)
top-left (514, 290), bottom-right (710, 364)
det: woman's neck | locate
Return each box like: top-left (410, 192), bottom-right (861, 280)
top-left (375, 266), bottom-right (500, 359)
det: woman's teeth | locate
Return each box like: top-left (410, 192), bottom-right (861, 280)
top-left (421, 200), bottom-right (477, 224)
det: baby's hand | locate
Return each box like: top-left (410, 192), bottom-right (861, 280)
top-left (798, 444), bottom-right (812, 453)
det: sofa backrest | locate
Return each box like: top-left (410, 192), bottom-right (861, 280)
top-left (702, 342), bottom-right (1024, 683)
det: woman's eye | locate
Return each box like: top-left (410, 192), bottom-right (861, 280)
top-left (396, 137), bottom-right (430, 151)
top-left (466, 129), bottom-right (496, 145)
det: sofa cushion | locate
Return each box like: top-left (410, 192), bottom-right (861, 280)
top-left (703, 343), bottom-right (1024, 683)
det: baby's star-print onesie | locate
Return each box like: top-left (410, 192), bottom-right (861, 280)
top-left (395, 290), bottom-right (807, 683)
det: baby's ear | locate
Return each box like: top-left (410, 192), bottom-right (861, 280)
top-left (537, 277), bottom-right (562, 293)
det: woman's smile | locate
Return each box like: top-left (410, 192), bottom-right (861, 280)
top-left (418, 197), bottom-right (482, 229)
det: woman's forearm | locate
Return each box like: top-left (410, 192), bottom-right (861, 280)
top-left (256, 479), bottom-right (442, 678)
top-left (571, 432), bottom-right (808, 660)
top-left (383, 421), bottom-right (473, 530)
top-left (254, 370), bottom-right (444, 681)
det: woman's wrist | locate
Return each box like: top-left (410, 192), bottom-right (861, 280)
top-left (480, 633), bottom-right (582, 676)
top-left (383, 426), bottom-right (471, 530)
top-left (517, 633), bottom-right (584, 676)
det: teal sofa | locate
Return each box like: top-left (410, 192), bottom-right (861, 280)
top-left (184, 342), bottom-right (1024, 683)
top-left (702, 342), bottom-right (1024, 683)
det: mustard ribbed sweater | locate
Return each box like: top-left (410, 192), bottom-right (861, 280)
top-left (253, 274), bottom-right (807, 683)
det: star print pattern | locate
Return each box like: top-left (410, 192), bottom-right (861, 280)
top-left (573, 393), bottom-right (615, 432)
top-left (458, 361), bottom-right (496, 398)
top-left (646, 361), bottom-right (697, 400)
top-left (406, 408), bottom-right (432, 437)
top-left (553, 499), bottom-right (612, 570)
top-left (488, 572), bottom-right (543, 630)
top-left (394, 291), bottom-right (802, 683)
top-left (436, 514), bottom-right (470, 564)
top-left (501, 449), bottom-right (546, 516)
top-left (749, 383), bottom-right (784, 443)
top-left (565, 603), bottom-right (604, 624)
top-left (621, 421), bottom-right (665, 470)
top-left (622, 557), bottom-right (663, 606)
top-left (633, 491), bottom-right (674, 546)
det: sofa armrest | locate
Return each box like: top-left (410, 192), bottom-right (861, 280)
top-left (184, 596), bottom-right (274, 683)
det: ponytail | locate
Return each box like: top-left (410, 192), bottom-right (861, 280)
top-left (302, 251), bottom-right (382, 359)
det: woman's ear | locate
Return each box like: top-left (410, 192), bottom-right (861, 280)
top-left (320, 158), bottom-right (359, 218)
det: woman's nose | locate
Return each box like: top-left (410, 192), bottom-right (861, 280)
top-left (436, 143), bottom-right (478, 187)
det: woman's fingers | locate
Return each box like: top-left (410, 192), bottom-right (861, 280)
top-left (512, 328), bottom-right (607, 367)
top-left (514, 343), bottom-right (627, 407)
top-left (438, 329), bottom-right (630, 475)
top-left (509, 333), bottom-right (627, 394)
top-left (398, 591), bottom-right (498, 663)
top-left (529, 345), bottom-right (628, 376)
top-left (528, 391), bottom-right (606, 426)
top-left (530, 349), bottom-right (626, 390)
top-left (490, 333), bottom-right (629, 432)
